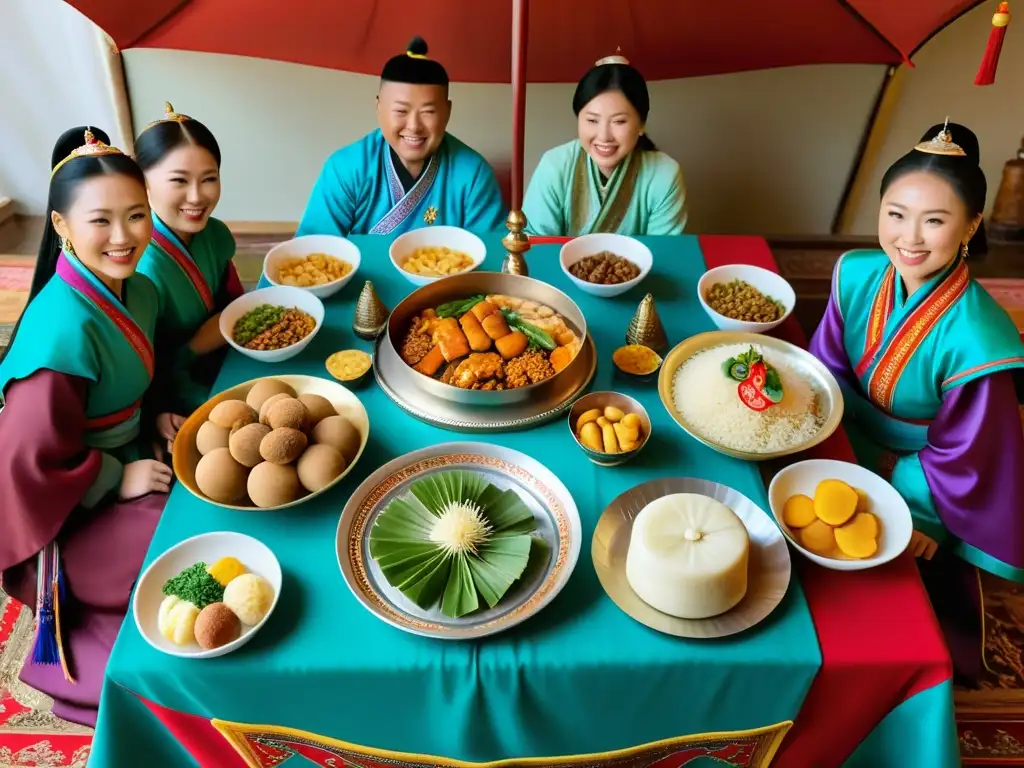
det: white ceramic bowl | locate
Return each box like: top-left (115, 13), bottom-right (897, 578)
top-left (262, 235), bottom-right (361, 299)
top-left (697, 264), bottom-right (796, 333)
top-left (767, 459), bottom-right (913, 571)
top-left (132, 531), bottom-right (282, 659)
top-left (389, 226), bottom-right (486, 286)
top-left (220, 286), bottom-right (325, 363)
top-left (559, 233), bottom-right (653, 298)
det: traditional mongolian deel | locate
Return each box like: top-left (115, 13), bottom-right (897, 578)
top-left (810, 249), bottom-right (1024, 581)
top-left (297, 131), bottom-right (505, 238)
top-left (523, 139), bottom-right (686, 237)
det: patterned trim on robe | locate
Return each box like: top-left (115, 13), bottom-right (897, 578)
top-left (151, 223), bottom-right (216, 313)
top-left (369, 152), bottom-right (440, 235)
top-left (855, 266), bottom-right (896, 377)
top-left (568, 147), bottom-right (641, 236)
top-left (942, 357), bottom-right (1024, 389)
top-left (867, 260), bottom-right (970, 412)
top-left (55, 253), bottom-right (154, 428)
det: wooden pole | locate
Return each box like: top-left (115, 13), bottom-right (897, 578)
top-left (95, 30), bottom-right (136, 155)
top-left (501, 0), bottom-right (531, 275)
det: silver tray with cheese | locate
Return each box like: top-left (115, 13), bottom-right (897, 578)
top-left (592, 476), bottom-right (791, 638)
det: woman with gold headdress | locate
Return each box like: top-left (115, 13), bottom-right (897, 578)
top-left (810, 120), bottom-right (1024, 680)
top-left (0, 127), bottom-right (171, 726)
top-left (134, 103), bottom-right (243, 427)
top-left (522, 53), bottom-right (687, 237)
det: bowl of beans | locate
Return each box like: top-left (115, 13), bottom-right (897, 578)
top-left (389, 226), bottom-right (486, 287)
top-left (263, 235), bottom-right (361, 299)
top-left (219, 286), bottom-right (325, 363)
top-left (558, 233), bottom-right (652, 298)
top-left (697, 264), bottom-right (796, 333)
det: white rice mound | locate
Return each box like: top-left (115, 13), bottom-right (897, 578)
top-left (672, 342), bottom-right (824, 454)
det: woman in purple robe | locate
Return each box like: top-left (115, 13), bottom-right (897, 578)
top-left (810, 120), bottom-right (1024, 682)
top-left (0, 127), bottom-right (174, 726)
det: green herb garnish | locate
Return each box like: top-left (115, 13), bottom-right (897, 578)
top-left (233, 304), bottom-right (286, 345)
top-left (436, 295), bottom-right (485, 319)
top-left (723, 346), bottom-right (784, 403)
top-left (161, 562), bottom-right (224, 609)
top-left (499, 309), bottom-right (556, 350)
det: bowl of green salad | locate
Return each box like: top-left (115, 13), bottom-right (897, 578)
top-left (219, 286), bottom-right (325, 363)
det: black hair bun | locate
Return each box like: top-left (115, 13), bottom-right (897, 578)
top-left (51, 125), bottom-right (110, 170)
top-left (407, 36), bottom-right (428, 56)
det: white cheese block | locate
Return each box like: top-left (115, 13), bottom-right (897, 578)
top-left (625, 493), bottom-right (749, 619)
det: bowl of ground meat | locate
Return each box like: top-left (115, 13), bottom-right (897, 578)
top-left (220, 286), bottom-right (325, 363)
top-left (559, 234), bottom-right (653, 298)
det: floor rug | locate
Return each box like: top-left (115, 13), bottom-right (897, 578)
top-left (0, 592), bottom-right (92, 767)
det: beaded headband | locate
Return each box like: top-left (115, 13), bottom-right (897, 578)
top-left (51, 130), bottom-right (124, 178)
top-left (914, 117), bottom-right (967, 157)
top-left (139, 101), bottom-right (192, 135)
top-left (596, 47), bottom-right (629, 66)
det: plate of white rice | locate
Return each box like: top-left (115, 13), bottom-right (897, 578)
top-left (657, 332), bottom-right (844, 461)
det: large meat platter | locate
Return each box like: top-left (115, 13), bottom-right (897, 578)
top-left (374, 271), bottom-right (596, 432)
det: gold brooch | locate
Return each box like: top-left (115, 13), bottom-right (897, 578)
top-left (423, 206), bottom-right (438, 225)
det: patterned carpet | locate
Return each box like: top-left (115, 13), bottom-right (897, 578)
top-left (0, 593), bottom-right (92, 768)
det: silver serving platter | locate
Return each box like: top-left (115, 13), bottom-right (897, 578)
top-left (592, 477), bottom-right (791, 639)
top-left (384, 271), bottom-right (589, 406)
top-left (337, 442), bottom-right (582, 639)
top-left (374, 332), bottom-right (597, 432)
top-left (657, 331), bottom-right (845, 461)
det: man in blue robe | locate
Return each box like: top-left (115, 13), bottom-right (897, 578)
top-left (297, 36), bottom-right (506, 237)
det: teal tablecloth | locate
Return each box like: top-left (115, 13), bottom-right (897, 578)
top-left (92, 234), bottom-right (820, 765)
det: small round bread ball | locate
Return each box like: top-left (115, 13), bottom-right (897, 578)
top-left (229, 422), bottom-right (272, 468)
top-left (266, 398), bottom-right (308, 432)
top-left (296, 443), bottom-right (347, 492)
top-left (195, 448), bottom-right (249, 504)
top-left (193, 602), bottom-right (241, 649)
top-left (259, 427), bottom-right (308, 465)
top-left (223, 573), bottom-right (275, 626)
top-left (247, 462), bottom-right (301, 508)
top-left (259, 392), bottom-right (292, 425)
top-left (209, 400), bottom-right (257, 430)
top-left (245, 379), bottom-right (296, 412)
top-left (196, 421), bottom-right (230, 455)
top-left (297, 394), bottom-right (337, 427)
top-left (312, 415), bottom-right (361, 463)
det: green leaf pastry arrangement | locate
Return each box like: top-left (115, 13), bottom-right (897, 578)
top-left (369, 470), bottom-right (539, 619)
top-left (722, 346), bottom-right (784, 412)
top-left (157, 557), bottom-right (275, 651)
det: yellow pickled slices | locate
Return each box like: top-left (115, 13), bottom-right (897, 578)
top-left (782, 478), bottom-right (882, 560)
top-left (813, 479), bottom-right (859, 526)
top-left (782, 494), bottom-right (816, 529)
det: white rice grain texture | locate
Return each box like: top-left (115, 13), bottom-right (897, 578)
top-left (672, 343), bottom-right (823, 453)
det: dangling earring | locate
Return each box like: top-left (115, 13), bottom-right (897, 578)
top-left (60, 236), bottom-right (76, 257)
top-left (961, 241), bottom-right (969, 261)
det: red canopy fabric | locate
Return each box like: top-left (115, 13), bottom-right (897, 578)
top-left (67, 0), bottom-right (985, 83)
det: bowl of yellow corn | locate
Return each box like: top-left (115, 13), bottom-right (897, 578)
top-left (389, 226), bottom-right (486, 287)
top-left (263, 235), bottom-right (361, 299)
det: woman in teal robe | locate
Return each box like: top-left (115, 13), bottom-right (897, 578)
top-left (810, 122), bottom-right (1024, 680)
top-left (523, 53), bottom-right (687, 237)
top-left (135, 103), bottom-right (243, 421)
top-left (0, 127), bottom-right (172, 726)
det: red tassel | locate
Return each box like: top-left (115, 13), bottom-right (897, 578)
top-left (976, 2), bottom-right (1011, 86)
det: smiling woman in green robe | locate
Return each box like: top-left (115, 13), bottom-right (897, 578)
top-left (134, 103), bottom-right (244, 437)
top-left (523, 53), bottom-right (687, 237)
